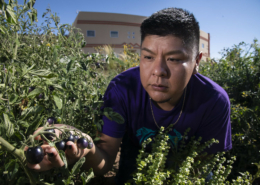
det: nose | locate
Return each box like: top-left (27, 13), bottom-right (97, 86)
top-left (152, 57), bottom-right (168, 77)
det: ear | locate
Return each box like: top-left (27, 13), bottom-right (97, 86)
top-left (192, 52), bottom-right (202, 75)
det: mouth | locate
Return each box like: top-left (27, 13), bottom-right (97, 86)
top-left (151, 84), bottom-right (168, 91)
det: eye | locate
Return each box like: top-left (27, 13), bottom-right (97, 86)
top-left (144, 56), bottom-right (153, 60)
top-left (168, 58), bottom-right (181, 62)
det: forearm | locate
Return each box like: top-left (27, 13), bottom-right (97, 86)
top-left (82, 143), bottom-right (114, 176)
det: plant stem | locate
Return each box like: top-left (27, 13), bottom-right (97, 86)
top-left (13, 32), bottom-right (19, 60)
top-left (0, 136), bottom-right (37, 185)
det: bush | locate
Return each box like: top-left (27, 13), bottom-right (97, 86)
top-left (0, 1), bottom-right (123, 184)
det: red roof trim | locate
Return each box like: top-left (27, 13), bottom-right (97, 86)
top-left (200, 36), bottom-right (208, 42)
top-left (77, 20), bottom-right (141, 27)
top-left (84, 43), bottom-right (141, 49)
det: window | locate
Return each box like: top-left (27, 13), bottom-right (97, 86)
top-left (127, 36), bottom-right (131, 39)
top-left (128, 32), bottom-right (130, 34)
top-left (133, 32), bottom-right (135, 34)
top-left (132, 36), bottom-right (135, 39)
top-left (87, 30), bottom-right (95, 37)
top-left (202, 43), bottom-right (204, 48)
top-left (110, 31), bottom-right (118, 38)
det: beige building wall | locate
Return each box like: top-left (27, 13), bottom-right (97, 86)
top-left (73, 12), bottom-right (210, 61)
top-left (199, 30), bottom-right (210, 62)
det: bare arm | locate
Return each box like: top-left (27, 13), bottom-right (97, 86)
top-left (82, 133), bottom-right (122, 175)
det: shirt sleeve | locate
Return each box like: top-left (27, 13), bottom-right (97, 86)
top-left (101, 81), bottom-right (127, 138)
top-left (195, 92), bottom-right (232, 154)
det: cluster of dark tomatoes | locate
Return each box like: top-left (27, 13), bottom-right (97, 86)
top-left (25, 117), bottom-right (93, 164)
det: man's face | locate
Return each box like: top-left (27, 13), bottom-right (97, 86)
top-left (140, 35), bottom-right (198, 110)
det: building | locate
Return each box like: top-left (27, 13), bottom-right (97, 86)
top-left (73, 12), bottom-right (210, 61)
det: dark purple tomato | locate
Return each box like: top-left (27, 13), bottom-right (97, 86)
top-left (55, 140), bottom-right (66, 151)
top-left (99, 94), bottom-right (103, 100)
top-left (38, 93), bottom-right (44, 99)
top-left (74, 135), bottom-right (79, 141)
top-left (81, 40), bottom-right (86, 48)
top-left (77, 138), bottom-right (88, 149)
top-left (26, 146), bottom-right (44, 164)
top-left (69, 97), bottom-right (76, 102)
top-left (28, 87), bottom-right (35, 93)
top-left (48, 86), bottom-right (54, 91)
top-left (83, 106), bottom-right (89, 113)
top-left (66, 134), bottom-right (75, 142)
top-left (88, 142), bottom-right (93, 149)
top-left (43, 129), bottom-right (55, 140)
top-left (95, 62), bottom-right (100, 68)
top-left (47, 117), bottom-right (56, 124)
top-left (92, 72), bottom-right (97, 77)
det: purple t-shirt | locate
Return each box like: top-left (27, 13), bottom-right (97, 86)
top-left (102, 66), bottom-right (232, 154)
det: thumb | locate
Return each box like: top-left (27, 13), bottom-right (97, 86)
top-left (45, 146), bottom-right (65, 168)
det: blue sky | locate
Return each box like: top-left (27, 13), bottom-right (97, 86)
top-left (21, 0), bottom-right (260, 59)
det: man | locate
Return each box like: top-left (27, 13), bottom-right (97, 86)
top-left (27, 7), bottom-right (232, 184)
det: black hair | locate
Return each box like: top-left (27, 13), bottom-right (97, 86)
top-left (141, 7), bottom-right (200, 55)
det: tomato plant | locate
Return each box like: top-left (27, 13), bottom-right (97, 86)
top-left (0, 1), bottom-right (123, 184)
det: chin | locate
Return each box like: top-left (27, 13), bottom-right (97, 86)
top-left (150, 96), bottom-right (171, 104)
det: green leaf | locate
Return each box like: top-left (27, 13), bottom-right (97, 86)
top-left (42, 12), bottom-right (47, 18)
top-left (17, 120), bottom-right (29, 128)
top-left (26, 115), bottom-right (44, 135)
top-left (5, 159), bottom-right (15, 171)
top-left (79, 61), bottom-right (87, 71)
top-left (6, 5), bottom-right (17, 24)
top-left (3, 113), bottom-right (14, 138)
top-left (52, 84), bottom-right (63, 90)
top-left (93, 137), bottom-right (100, 141)
top-left (66, 60), bottom-right (75, 73)
top-left (28, 88), bottom-right (44, 97)
top-left (103, 111), bottom-right (111, 120)
top-left (103, 108), bottom-right (124, 124)
top-left (62, 176), bottom-right (71, 185)
top-left (0, 84), bottom-right (5, 87)
top-left (71, 157), bottom-right (85, 175)
top-left (21, 64), bottom-right (35, 77)
top-left (110, 112), bottom-right (124, 124)
top-left (53, 95), bottom-right (62, 109)
top-left (21, 105), bottom-right (44, 120)
top-left (59, 150), bottom-right (68, 169)
top-left (104, 107), bottom-right (113, 112)
top-left (9, 94), bottom-right (18, 104)
top-left (81, 169), bottom-right (94, 185)
top-left (29, 69), bottom-right (56, 78)
top-left (11, 162), bottom-right (19, 179)
top-left (81, 172), bottom-right (87, 185)
top-left (0, 25), bottom-right (7, 34)
top-left (14, 130), bottom-right (25, 141)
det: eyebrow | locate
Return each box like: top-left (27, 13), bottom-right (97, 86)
top-left (141, 47), bottom-right (188, 57)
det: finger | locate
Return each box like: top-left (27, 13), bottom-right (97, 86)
top-left (65, 142), bottom-right (85, 165)
top-left (26, 145), bottom-right (64, 172)
top-left (45, 146), bottom-right (64, 167)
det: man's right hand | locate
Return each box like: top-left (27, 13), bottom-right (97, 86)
top-left (25, 124), bottom-right (94, 172)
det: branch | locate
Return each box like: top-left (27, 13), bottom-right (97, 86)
top-left (0, 97), bottom-right (8, 101)
top-left (0, 136), bottom-right (37, 185)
